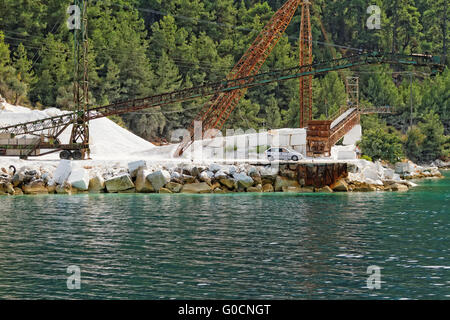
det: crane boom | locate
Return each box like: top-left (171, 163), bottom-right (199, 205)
top-left (174, 0), bottom-right (302, 157)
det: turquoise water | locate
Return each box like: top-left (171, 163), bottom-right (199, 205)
top-left (0, 173), bottom-right (448, 300)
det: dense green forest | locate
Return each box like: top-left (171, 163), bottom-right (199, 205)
top-left (0, 0), bottom-right (448, 162)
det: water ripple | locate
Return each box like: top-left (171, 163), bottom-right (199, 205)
top-left (0, 173), bottom-right (448, 299)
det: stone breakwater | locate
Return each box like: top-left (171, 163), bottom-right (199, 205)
top-left (0, 159), bottom-right (443, 196)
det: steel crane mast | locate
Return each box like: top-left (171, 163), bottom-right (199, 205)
top-left (70, 0), bottom-right (90, 160)
top-left (174, 0), bottom-right (302, 157)
top-left (299, 0), bottom-right (313, 128)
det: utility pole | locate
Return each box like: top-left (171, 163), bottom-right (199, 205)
top-left (410, 72), bottom-right (413, 127)
top-left (70, 0), bottom-right (90, 160)
top-left (444, 0), bottom-right (447, 64)
top-left (392, 0), bottom-right (399, 53)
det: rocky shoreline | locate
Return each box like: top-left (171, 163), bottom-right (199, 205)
top-left (0, 158), bottom-right (444, 196)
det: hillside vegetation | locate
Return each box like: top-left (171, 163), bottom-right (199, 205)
top-left (0, 0), bottom-right (448, 162)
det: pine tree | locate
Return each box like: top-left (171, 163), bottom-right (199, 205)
top-left (13, 43), bottom-right (36, 88)
top-left (417, 111), bottom-right (445, 162)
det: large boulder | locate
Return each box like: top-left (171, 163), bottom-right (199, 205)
top-left (128, 160), bottom-right (147, 178)
top-left (316, 186), bottom-right (333, 193)
top-left (0, 182), bottom-right (15, 195)
top-left (135, 169), bottom-right (154, 193)
top-left (219, 178), bottom-right (237, 190)
top-left (383, 168), bottom-right (395, 180)
top-left (54, 160), bottom-right (72, 183)
top-left (248, 169), bottom-right (262, 184)
top-left (214, 170), bottom-right (228, 180)
top-left (147, 170), bottom-right (171, 191)
top-left (361, 166), bottom-right (380, 181)
top-left (199, 171), bottom-right (212, 185)
top-left (165, 182), bottom-right (183, 193)
top-left (330, 179), bottom-right (348, 192)
top-left (352, 182), bottom-right (376, 192)
top-left (395, 162), bottom-right (415, 174)
top-left (22, 180), bottom-right (48, 195)
top-left (105, 174), bottom-right (135, 193)
top-left (53, 160), bottom-right (72, 185)
top-left (282, 186), bottom-right (302, 193)
top-left (260, 166), bottom-right (278, 179)
top-left (274, 176), bottom-right (300, 192)
top-left (390, 183), bottom-right (409, 192)
top-left (181, 182), bottom-right (212, 194)
top-left (182, 175), bottom-right (196, 184)
top-left (159, 188), bottom-right (173, 194)
top-left (56, 184), bottom-right (77, 195)
top-left (233, 173), bottom-right (254, 189)
top-left (247, 185), bottom-right (263, 193)
top-left (262, 183), bottom-right (274, 193)
top-left (11, 173), bottom-right (24, 187)
top-left (68, 169), bottom-right (90, 191)
top-left (171, 171), bottom-right (182, 181)
top-left (282, 186), bottom-right (314, 193)
top-left (208, 163), bottom-right (223, 173)
top-left (89, 174), bottom-right (106, 193)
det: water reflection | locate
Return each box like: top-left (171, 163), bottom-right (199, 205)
top-left (0, 174), bottom-right (448, 299)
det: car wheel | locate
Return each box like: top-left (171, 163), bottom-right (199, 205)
top-left (268, 156), bottom-right (274, 162)
top-left (291, 155), bottom-right (299, 161)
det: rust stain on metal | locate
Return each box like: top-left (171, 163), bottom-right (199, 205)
top-left (296, 163), bottom-right (348, 187)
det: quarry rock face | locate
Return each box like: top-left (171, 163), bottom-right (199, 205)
top-left (147, 170), bottom-right (171, 191)
top-left (105, 174), bottom-right (135, 193)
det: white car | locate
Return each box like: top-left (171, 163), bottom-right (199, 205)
top-left (265, 147), bottom-right (304, 161)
